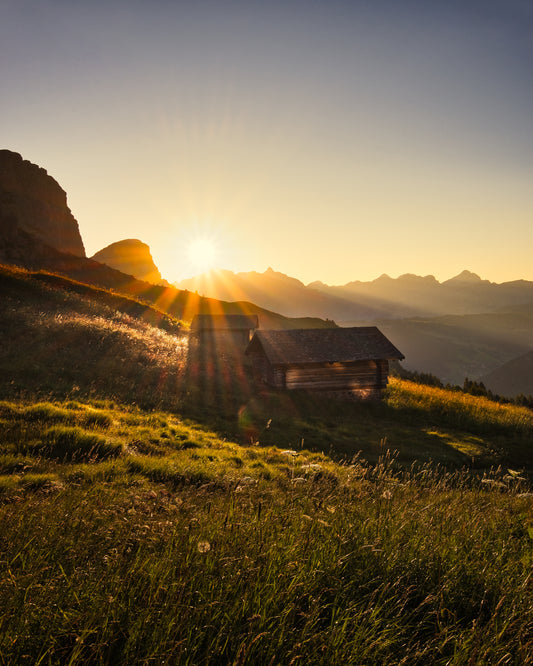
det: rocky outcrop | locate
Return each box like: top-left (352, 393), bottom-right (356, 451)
top-left (91, 239), bottom-right (163, 284)
top-left (0, 149), bottom-right (85, 257)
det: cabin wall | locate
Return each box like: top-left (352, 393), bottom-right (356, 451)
top-left (249, 355), bottom-right (390, 396)
top-left (284, 360), bottom-right (388, 391)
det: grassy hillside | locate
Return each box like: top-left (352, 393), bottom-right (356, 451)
top-left (2, 264), bottom-right (533, 663)
top-left (0, 264), bottom-right (187, 407)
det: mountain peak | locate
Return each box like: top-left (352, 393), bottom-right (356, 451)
top-left (374, 273), bottom-right (392, 283)
top-left (91, 239), bottom-right (163, 284)
top-left (445, 270), bottom-right (483, 284)
top-left (397, 273), bottom-right (438, 283)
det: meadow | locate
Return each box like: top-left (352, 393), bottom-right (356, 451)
top-left (1, 264), bottom-right (533, 664)
top-left (1, 395), bottom-right (533, 664)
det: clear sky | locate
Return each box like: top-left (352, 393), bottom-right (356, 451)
top-left (1, 0), bottom-right (532, 285)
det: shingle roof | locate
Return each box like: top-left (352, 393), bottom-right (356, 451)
top-left (245, 327), bottom-right (404, 365)
top-left (191, 314), bottom-right (259, 331)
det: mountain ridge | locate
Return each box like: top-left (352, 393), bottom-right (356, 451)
top-left (176, 267), bottom-right (533, 321)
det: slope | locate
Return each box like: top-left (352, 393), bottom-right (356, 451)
top-left (481, 350), bottom-right (533, 398)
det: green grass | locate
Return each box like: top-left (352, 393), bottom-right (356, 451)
top-left (0, 396), bottom-right (533, 663)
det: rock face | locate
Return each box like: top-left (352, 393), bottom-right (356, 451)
top-left (91, 239), bottom-right (163, 284)
top-left (0, 149), bottom-right (85, 257)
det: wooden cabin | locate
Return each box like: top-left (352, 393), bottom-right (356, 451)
top-left (191, 314), bottom-right (259, 348)
top-left (245, 327), bottom-right (404, 399)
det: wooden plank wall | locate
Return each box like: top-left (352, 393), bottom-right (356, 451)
top-left (284, 360), bottom-right (389, 391)
top-left (249, 354), bottom-right (391, 393)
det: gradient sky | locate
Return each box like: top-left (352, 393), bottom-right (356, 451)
top-left (1, 0), bottom-right (532, 285)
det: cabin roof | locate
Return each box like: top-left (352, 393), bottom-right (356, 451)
top-left (191, 314), bottom-right (259, 331)
top-left (245, 327), bottom-right (404, 365)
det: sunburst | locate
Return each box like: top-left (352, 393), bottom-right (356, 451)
top-left (187, 236), bottom-right (217, 273)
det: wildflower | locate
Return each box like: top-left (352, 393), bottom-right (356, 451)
top-left (197, 541), bottom-right (211, 553)
top-left (382, 490), bottom-right (393, 500)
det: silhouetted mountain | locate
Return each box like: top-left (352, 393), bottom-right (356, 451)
top-left (341, 271), bottom-right (533, 317)
top-left (0, 149), bottom-right (85, 258)
top-left (91, 239), bottom-right (164, 285)
top-left (179, 268), bottom-right (533, 321)
top-left (442, 269), bottom-right (487, 284)
top-left (176, 268), bottom-right (393, 321)
top-left (316, 270), bottom-right (533, 317)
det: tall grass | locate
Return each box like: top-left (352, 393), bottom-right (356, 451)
top-left (0, 391), bottom-right (532, 663)
top-left (1, 460), bottom-right (532, 664)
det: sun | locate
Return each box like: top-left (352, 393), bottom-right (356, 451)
top-left (187, 236), bottom-right (218, 273)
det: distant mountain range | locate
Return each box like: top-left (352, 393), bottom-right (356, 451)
top-left (176, 267), bottom-right (533, 320)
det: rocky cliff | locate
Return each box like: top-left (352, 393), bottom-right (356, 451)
top-left (0, 149), bottom-right (85, 258)
top-left (91, 239), bottom-right (163, 284)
